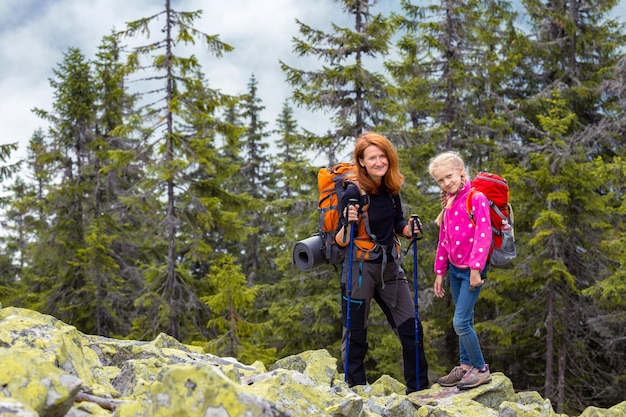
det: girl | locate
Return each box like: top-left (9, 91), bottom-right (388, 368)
top-left (428, 151), bottom-right (492, 390)
top-left (335, 132), bottom-right (429, 393)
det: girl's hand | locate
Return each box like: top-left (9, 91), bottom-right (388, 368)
top-left (469, 269), bottom-right (485, 289)
top-left (434, 275), bottom-right (445, 298)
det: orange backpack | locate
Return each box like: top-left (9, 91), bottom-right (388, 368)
top-left (318, 163), bottom-right (378, 264)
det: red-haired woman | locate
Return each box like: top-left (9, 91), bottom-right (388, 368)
top-left (335, 131), bottom-right (429, 393)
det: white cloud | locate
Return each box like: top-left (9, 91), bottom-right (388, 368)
top-left (0, 0), bottom-right (347, 164)
top-left (1, 0), bottom-right (624, 168)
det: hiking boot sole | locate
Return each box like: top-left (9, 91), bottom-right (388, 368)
top-left (457, 376), bottom-right (492, 390)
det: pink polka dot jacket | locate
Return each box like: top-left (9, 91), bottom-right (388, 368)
top-left (434, 181), bottom-right (493, 275)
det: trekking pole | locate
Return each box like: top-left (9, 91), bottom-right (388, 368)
top-left (344, 198), bottom-right (358, 384)
top-left (411, 214), bottom-right (423, 390)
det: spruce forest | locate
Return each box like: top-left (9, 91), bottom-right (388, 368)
top-left (0, 0), bottom-right (624, 414)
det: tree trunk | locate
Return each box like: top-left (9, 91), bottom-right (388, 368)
top-left (544, 281), bottom-right (555, 400)
top-left (557, 309), bottom-right (569, 413)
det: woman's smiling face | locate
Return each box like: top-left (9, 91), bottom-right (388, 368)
top-left (360, 145), bottom-right (388, 184)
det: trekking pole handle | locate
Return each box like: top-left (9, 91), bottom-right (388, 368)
top-left (411, 214), bottom-right (423, 239)
top-left (348, 198), bottom-right (359, 224)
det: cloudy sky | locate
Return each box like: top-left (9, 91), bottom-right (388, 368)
top-left (1, 0), bottom-right (624, 166)
top-left (0, 0), bottom-right (359, 165)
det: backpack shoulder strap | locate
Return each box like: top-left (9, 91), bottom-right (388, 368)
top-left (343, 178), bottom-right (368, 202)
top-left (467, 188), bottom-right (512, 236)
top-left (344, 179), bottom-right (377, 242)
top-left (466, 188), bottom-right (477, 226)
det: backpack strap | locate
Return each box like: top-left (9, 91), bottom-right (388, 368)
top-left (344, 179), bottom-right (377, 243)
top-left (466, 188), bottom-right (510, 236)
top-left (489, 204), bottom-right (509, 237)
top-left (466, 188), bottom-right (477, 227)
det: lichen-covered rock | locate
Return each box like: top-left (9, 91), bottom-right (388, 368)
top-left (1, 306), bottom-right (624, 417)
top-left (270, 349), bottom-right (338, 386)
top-left (224, 359), bottom-right (267, 384)
top-left (0, 347), bottom-right (82, 417)
top-left (579, 401), bottom-right (626, 417)
top-left (324, 392), bottom-right (364, 417)
top-left (0, 307), bottom-right (115, 398)
top-left (247, 367), bottom-right (340, 415)
top-left (416, 397), bottom-right (500, 416)
top-left (354, 375), bottom-right (406, 397)
top-left (69, 401), bottom-right (112, 417)
top-left (365, 393), bottom-right (419, 417)
top-left (499, 390), bottom-right (566, 417)
top-left (0, 397), bottom-right (38, 417)
top-left (110, 357), bottom-right (164, 398)
top-left (142, 363), bottom-right (288, 417)
top-left (409, 381), bottom-right (496, 416)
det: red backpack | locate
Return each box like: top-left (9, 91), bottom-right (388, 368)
top-left (466, 172), bottom-right (516, 268)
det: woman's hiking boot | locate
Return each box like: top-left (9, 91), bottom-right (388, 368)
top-left (436, 366), bottom-right (468, 387)
top-left (456, 364), bottom-right (492, 390)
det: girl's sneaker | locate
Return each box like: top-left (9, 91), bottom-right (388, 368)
top-left (457, 364), bottom-right (492, 390)
top-left (436, 366), bottom-right (468, 387)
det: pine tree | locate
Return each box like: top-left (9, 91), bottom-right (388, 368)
top-left (236, 75), bottom-right (272, 285)
top-left (0, 142), bottom-right (24, 303)
top-left (272, 100), bottom-right (311, 199)
top-left (84, 34), bottom-right (146, 337)
top-left (580, 155), bottom-right (626, 407)
top-left (115, 0), bottom-right (246, 341)
top-left (246, 99), bottom-right (346, 364)
top-left (203, 254), bottom-right (275, 364)
top-left (28, 47), bottom-right (98, 329)
top-left (0, 143), bottom-right (22, 183)
top-left (4, 130), bottom-right (52, 311)
top-left (391, 0), bottom-right (520, 157)
top-left (510, 92), bottom-right (617, 412)
top-left (267, 99), bottom-right (316, 280)
top-left (17, 37), bottom-right (145, 337)
top-left (280, 0), bottom-right (396, 161)
top-left (481, 1), bottom-right (626, 412)
top-left (239, 75), bottom-right (271, 197)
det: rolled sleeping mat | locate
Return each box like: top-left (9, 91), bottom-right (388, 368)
top-left (292, 235), bottom-right (327, 271)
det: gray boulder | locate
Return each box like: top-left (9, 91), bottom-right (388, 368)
top-left (1, 306), bottom-right (624, 417)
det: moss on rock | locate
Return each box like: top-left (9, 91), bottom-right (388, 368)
top-left (1, 306), bottom-right (624, 417)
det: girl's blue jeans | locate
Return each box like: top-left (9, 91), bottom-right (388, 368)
top-left (448, 264), bottom-right (487, 369)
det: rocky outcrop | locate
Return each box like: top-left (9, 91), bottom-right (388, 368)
top-left (0, 306), bottom-right (624, 417)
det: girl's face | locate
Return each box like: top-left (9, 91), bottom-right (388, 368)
top-left (360, 145), bottom-right (388, 184)
top-left (431, 164), bottom-right (465, 194)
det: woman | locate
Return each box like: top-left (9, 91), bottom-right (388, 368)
top-left (428, 151), bottom-right (492, 390)
top-left (335, 131), bottom-right (429, 393)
